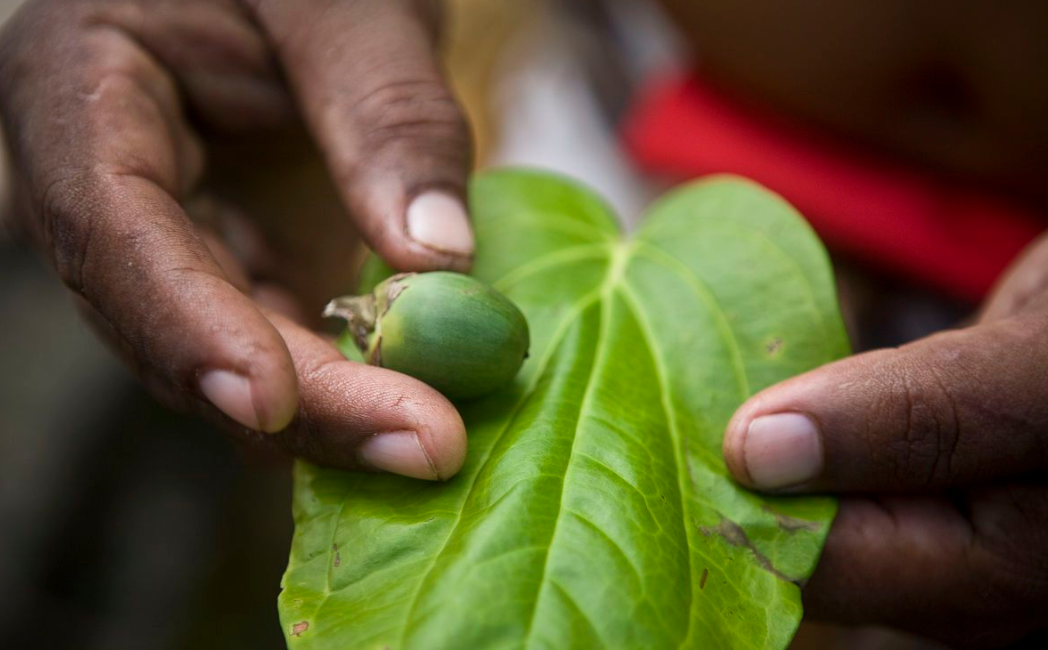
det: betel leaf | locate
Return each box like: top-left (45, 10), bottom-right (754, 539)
top-left (279, 169), bottom-right (849, 649)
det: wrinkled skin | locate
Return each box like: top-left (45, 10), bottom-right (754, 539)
top-left (1, 0), bottom-right (1045, 647)
top-left (655, 2), bottom-right (1048, 645)
top-left (724, 236), bottom-right (1048, 648)
top-left (0, 0), bottom-right (472, 479)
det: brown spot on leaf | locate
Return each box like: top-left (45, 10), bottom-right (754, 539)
top-left (765, 337), bottom-right (784, 355)
top-left (700, 568), bottom-right (709, 590)
top-left (291, 621), bottom-right (309, 637)
top-left (763, 505), bottom-right (821, 533)
top-left (332, 544), bottom-right (341, 568)
top-left (700, 517), bottom-right (799, 585)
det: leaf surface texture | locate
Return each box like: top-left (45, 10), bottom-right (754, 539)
top-left (280, 170), bottom-right (849, 649)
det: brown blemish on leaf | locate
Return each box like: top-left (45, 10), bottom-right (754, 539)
top-left (763, 505), bottom-right (821, 533)
top-left (700, 568), bottom-right (709, 590)
top-left (700, 517), bottom-right (799, 586)
top-left (765, 337), bottom-right (784, 355)
top-left (291, 621), bottom-right (309, 637)
top-left (332, 544), bottom-right (341, 568)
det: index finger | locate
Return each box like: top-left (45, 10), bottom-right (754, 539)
top-left (244, 0), bottom-right (475, 272)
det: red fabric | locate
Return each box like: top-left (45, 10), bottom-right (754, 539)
top-left (623, 74), bottom-right (1045, 302)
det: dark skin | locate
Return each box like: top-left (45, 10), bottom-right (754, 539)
top-left (0, 0), bottom-right (473, 480)
top-left (1, 0), bottom-right (1045, 647)
top-left (657, 1), bottom-right (1048, 645)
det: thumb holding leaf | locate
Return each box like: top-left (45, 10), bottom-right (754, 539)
top-left (721, 233), bottom-right (1048, 646)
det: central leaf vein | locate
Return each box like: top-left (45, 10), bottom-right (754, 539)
top-left (617, 282), bottom-right (697, 649)
top-left (397, 287), bottom-right (606, 645)
top-left (522, 280), bottom-right (614, 650)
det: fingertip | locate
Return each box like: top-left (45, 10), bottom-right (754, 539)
top-left (199, 360), bottom-right (298, 434)
top-left (743, 412), bottom-right (823, 490)
top-left (251, 368), bottom-right (299, 433)
top-left (263, 312), bottom-right (468, 478)
top-left (359, 430), bottom-right (441, 480)
top-left (332, 380), bottom-right (468, 481)
top-left (416, 399), bottom-right (467, 480)
top-left (195, 307), bottom-right (299, 435)
top-left (722, 407), bottom-right (754, 487)
top-left (380, 379), bottom-right (468, 480)
top-left (368, 194), bottom-right (475, 274)
top-left (723, 395), bottom-right (824, 492)
top-left (200, 369), bottom-right (261, 430)
top-left (405, 191), bottom-right (474, 259)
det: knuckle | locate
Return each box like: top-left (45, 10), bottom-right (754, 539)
top-left (350, 78), bottom-right (469, 156)
top-left (879, 351), bottom-right (961, 489)
top-left (295, 353), bottom-right (343, 392)
top-left (975, 487), bottom-right (1048, 591)
top-left (41, 170), bottom-right (100, 294)
top-left (82, 31), bottom-right (177, 109)
top-left (40, 167), bottom-right (161, 297)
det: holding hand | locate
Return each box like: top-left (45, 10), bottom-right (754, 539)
top-left (0, 0), bottom-right (475, 479)
top-left (724, 234), bottom-right (1048, 647)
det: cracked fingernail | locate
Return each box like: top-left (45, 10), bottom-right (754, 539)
top-left (406, 191), bottom-right (474, 257)
top-left (744, 413), bottom-right (823, 489)
top-left (359, 430), bottom-right (440, 480)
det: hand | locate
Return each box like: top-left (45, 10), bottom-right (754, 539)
top-left (0, 0), bottom-right (474, 480)
top-left (723, 234), bottom-right (1048, 648)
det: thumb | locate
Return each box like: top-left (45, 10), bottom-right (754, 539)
top-left (723, 315), bottom-right (1048, 492)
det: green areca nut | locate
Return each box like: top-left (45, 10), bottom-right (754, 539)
top-left (324, 271), bottom-right (530, 400)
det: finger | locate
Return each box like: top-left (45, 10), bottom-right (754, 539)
top-left (0, 9), bottom-right (297, 432)
top-left (245, 0), bottom-right (475, 272)
top-left (253, 283), bottom-right (308, 325)
top-left (97, 0), bottom-right (296, 132)
top-left (980, 231), bottom-right (1048, 323)
top-left (189, 207), bottom-right (252, 293)
top-left (722, 315), bottom-right (1048, 492)
top-left (261, 310), bottom-right (467, 480)
top-left (805, 486), bottom-right (1048, 648)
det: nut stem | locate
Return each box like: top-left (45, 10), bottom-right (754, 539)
top-left (323, 294), bottom-right (377, 351)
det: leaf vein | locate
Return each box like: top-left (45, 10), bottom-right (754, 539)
top-left (396, 289), bottom-right (605, 645)
top-left (522, 273), bottom-right (620, 650)
top-left (617, 283), bottom-right (697, 649)
top-left (633, 243), bottom-right (750, 400)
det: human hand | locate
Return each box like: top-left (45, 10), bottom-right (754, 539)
top-left (723, 234), bottom-right (1048, 648)
top-left (0, 0), bottom-right (474, 480)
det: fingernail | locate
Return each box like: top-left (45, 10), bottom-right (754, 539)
top-left (743, 413), bottom-right (823, 489)
top-left (359, 430), bottom-right (440, 480)
top-left (200, 369), bottom-right (262, 431)
top-left (406, 191), bottom-right (474, 256)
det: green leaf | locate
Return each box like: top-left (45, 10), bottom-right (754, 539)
top-left (279, 169), bottom-right (849, 649)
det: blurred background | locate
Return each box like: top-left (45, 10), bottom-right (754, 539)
top-left (7, 0), bottom-right (1041, 647)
